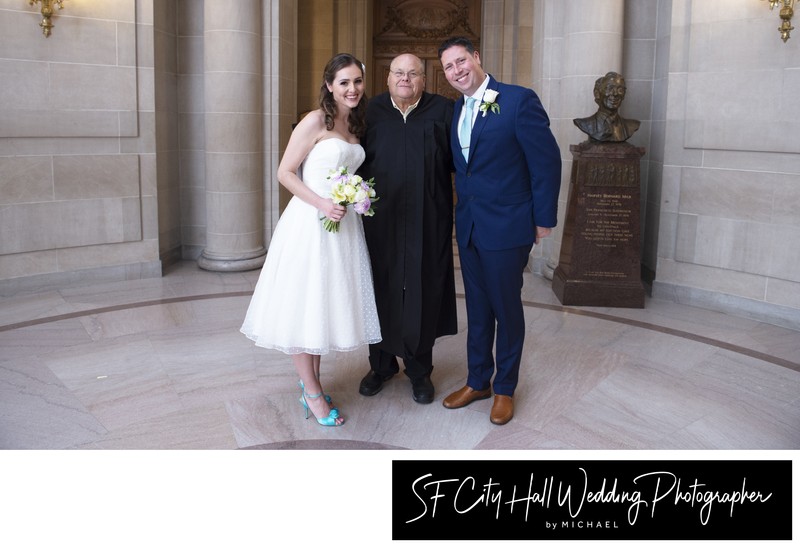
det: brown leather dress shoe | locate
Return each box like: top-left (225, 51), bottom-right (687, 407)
top-left (490, 395), bottom-right (514, 425)
top-left (442, 385), bottom-right (492, 409)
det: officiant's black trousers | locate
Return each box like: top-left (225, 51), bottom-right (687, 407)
top-left (368, 345), bottom-right (433, 381)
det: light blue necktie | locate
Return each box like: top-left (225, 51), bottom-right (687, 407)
top-left (459, 96), bottom-right (476, 161)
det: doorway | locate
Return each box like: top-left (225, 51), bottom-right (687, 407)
top-left (371, 0), bottom-right (481, 101)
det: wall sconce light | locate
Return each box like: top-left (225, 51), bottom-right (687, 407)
top-left (765, 0), bottom-right (795, 42)
top-left (29, 0), bottom-right (65, 38)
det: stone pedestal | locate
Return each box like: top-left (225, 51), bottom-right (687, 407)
top-left (552, 140), bottom-right (645, 308)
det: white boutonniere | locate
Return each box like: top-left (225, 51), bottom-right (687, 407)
top-left (479, 89), bottom-right (500, 117)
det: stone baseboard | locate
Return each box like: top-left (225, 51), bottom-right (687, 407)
top-left (652, 281), bottom-right (800, 331)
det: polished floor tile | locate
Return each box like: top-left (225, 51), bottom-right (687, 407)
top-left (1, 260), bottom-right (798, 450)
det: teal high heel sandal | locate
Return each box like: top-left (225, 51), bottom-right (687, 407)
top-left (298, 380), bottom-right (332, 405)
top-left (300, 391), bottom-right (344, 426)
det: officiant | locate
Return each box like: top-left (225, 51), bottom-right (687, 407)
top-left (357, 53), bottom-right (457, 405)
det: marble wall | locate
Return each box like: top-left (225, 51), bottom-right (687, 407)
top-left (0, 0), bottom-right (161, 294)
top-left (176, 0), bottom-right (207, 261)
top-left (155, 1), bottom-right (182, 265)
top-left (651, 0), bottom-right (800, 328)
top-left (297, 0), bottom-right (335, 116)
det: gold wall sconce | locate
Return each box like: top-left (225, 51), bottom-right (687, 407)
top-left (765, 0), bottom-right (795, 42)
top-left (29, 0), bottom-right (65, 38)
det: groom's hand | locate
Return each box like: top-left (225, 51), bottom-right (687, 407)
top-left (535, 226), bottom-right (552, 244)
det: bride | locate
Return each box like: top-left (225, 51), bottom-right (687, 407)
top-left (240, 53), bottom-right (381, 426)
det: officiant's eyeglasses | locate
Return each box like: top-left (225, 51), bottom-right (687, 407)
top-left (391, 70), bottom-right (422, 80)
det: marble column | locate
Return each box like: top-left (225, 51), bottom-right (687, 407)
top-left (198, 0), bottom-right (267, 272)
top-left (542, 0), bottom-right (625, 280)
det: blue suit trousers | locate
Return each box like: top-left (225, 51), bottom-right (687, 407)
top-left (458, 236), bottom-right (532, 396)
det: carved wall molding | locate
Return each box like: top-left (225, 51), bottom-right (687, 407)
top-left (376, 43), bottom-right (441, 56)
top-left (378, 0), bottom-right (478, 40)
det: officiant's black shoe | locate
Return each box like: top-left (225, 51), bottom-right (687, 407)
top-left (411, 375), bottom-right (434, 404)
top-left (359, 370), bottom-right (394, 396)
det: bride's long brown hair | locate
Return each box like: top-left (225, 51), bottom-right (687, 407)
top-left (319, 53), bottom-right (368, 138)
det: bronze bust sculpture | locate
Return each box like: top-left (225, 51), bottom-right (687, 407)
top-left (574, 72), bottom-right (640, 142)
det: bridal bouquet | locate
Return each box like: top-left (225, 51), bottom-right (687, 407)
top-left (322, 166), bottom-right (378, 233)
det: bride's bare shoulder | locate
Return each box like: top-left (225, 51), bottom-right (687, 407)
top-left (296, 109), bottom-right (326, 133)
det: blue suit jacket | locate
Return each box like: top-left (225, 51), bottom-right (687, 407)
top-left (451, 76), bottom-right (561, 250)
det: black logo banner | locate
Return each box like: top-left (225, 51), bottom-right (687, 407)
top-left (392, 460), bottom-right (792, 541)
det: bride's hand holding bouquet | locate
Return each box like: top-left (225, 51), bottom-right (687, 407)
top-left (321, 166), bottom-right (379, 233)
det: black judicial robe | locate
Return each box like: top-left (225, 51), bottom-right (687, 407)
top-left (360, 91), bottom-right (458, 360)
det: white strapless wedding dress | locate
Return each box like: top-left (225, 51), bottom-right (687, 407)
top-left (240, 139), bottom-right (381, 355)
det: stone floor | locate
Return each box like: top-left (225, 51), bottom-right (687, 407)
top-left (1, 260), bottom-right (797, 546)
top-left (2, 260), bottom-right (798, 451)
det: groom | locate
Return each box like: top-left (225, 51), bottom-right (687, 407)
top-left (437, 36), bottom-right (561, 425)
